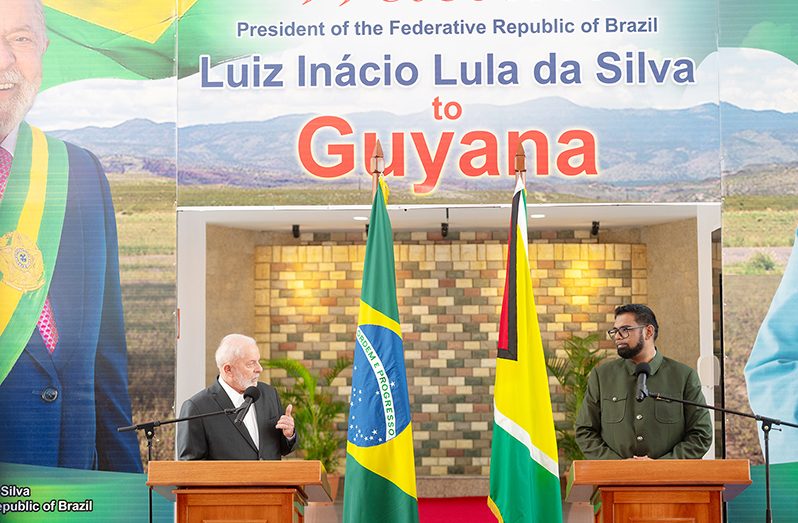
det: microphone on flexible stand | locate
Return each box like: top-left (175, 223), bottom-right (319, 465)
top-left (634, 362), bottom-right (651, 402)
top-left (234, 386), bottom-right (261, 424)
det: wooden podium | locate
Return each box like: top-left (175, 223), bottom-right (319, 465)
top-left (147, 460), bottom-right (332, 523)
top-left (566, 459), bottom-right (751, 523)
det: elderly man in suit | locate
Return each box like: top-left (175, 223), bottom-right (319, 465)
top-left (177, 334), bottom-right (298, 460)
top-left (0, 0), bottom-right (140, 471)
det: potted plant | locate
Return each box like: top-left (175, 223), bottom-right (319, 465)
top-left (263, 356), bottom-right (352, 501)
top-left (545, 333), bottom-right (606, 468)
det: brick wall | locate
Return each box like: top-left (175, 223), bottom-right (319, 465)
top-left (254, 229), bottom-right (647, 476)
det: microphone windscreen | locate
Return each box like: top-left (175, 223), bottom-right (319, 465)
top-left (243, 386), bottom-right (261, 402)
top-left (634, 362), bottom-right (651, 377)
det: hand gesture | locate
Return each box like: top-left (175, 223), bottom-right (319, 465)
top-left (276, 404), bottom-right (295, 438)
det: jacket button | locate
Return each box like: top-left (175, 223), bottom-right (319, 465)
top-left (612, 396), bottom-right (617, 401)
top-left (636, 414), bottom-right (643, 420)
top-left (636, 435), bottom-right (643, 441)
top-left (41, 387), bottom-right (58, 402)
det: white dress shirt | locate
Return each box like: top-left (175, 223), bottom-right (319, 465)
top-left (1, 125), bottom-right (20, 158)
top-left (218, 377), bottom-right (259, 450)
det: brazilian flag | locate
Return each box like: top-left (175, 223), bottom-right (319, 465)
top-left (40, 0), bottom-right (290, 89)
top-left (342, 178), bottom-right (418, 523)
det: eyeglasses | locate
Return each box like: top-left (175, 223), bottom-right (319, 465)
top-left (607, 325), bottom-right (646, 339)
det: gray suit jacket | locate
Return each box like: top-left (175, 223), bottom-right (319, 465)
top-left (177, 380), bottom-right (298, 460)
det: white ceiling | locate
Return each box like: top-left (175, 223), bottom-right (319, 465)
top-left (177, 202), bottom-right (721, 233)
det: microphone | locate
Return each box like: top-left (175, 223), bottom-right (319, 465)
top-left (634, 362), bottom-right (651, 402)
top-left (234, 386), bottom-right (261, 424)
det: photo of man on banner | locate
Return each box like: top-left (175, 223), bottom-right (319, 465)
top-left (0, 0), bottom-right (141, 472)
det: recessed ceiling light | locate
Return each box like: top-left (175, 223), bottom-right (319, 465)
top-left (353, 216), bottom-right (368, 221)
top-left (529, 214), bottom-right (546, 219)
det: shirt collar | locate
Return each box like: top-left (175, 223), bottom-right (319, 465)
top-left (217, 376), bottom-right (245, 408)
top-left (0, 124), bottom-right (20, 158)
top-left (624, 348), bottom-right (663, 375)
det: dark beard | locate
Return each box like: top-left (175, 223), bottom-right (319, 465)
top-left (617, 337), bottom-right (645, 359)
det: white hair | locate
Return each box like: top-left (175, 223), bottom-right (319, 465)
top-left (215, 334), bottom-right (257, 370)
top-left (32, 0), bottom-right (47, 36)
top-left (20, 0), bottom-right (48, 45)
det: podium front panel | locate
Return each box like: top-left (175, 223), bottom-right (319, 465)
top-left (175, 487), bottom-right (304, 523)
top-left (598, 486), bottom-right (722, 523)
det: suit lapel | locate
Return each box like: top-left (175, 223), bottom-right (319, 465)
top-left (49, 229), bottom-right (86, 370)
top-left (209, 380), bottom-right (259, 454)
top-left (22, 336), bottom-right (58, 380)
top-left (48, 149), bottom-right (88, 371)
top-left (254, 384), bottom-right (274, 453)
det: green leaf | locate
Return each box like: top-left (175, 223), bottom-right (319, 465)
top-left (546, 333), bottom-right (606, 466)
top-left (262, 357), bottom-right (352, 472)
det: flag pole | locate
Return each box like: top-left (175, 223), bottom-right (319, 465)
top-left (515, 142), bottom-right (526, 185)
top-left (370, 140), bottom-right (384, 200)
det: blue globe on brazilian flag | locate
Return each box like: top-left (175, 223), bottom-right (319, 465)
top-left (349, 324), bottom-right (411, 446)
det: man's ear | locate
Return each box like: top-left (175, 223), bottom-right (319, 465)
top-left (645, 324), bottom-right (655, 340)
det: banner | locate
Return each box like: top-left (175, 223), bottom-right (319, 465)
top-left (1, 0), bottom-right (795, 520)
top-left (170, 0), bottom-right (719, 204)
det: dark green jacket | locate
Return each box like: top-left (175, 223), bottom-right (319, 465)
top-left (575, 350), bottom-right (712, 459)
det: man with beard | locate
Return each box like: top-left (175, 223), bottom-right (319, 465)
top-left (0, 0), bottom-right (141, 471)
top-left (575, 304), bottom-right (712, 459)
top-left (177, 334), bottom-right (298, 460)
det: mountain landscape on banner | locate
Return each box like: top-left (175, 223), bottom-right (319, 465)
top-left (51, 99), bottom-right (798, 201)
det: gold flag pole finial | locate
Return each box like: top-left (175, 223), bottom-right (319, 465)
top-left (514, 142), bottom-right (526, 186)
top-left (371, 140), bottom-right (385, 200)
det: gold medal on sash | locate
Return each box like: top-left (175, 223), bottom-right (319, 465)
top-left (0, 230), bottom-right (45, 292)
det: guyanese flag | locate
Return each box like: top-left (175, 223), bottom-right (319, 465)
top-left (342, 178), bottom-right (419, 523)
top-left (488, 176), bottom-right (562, 522)
top-left (40, 0), bottom-right (289, 89)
